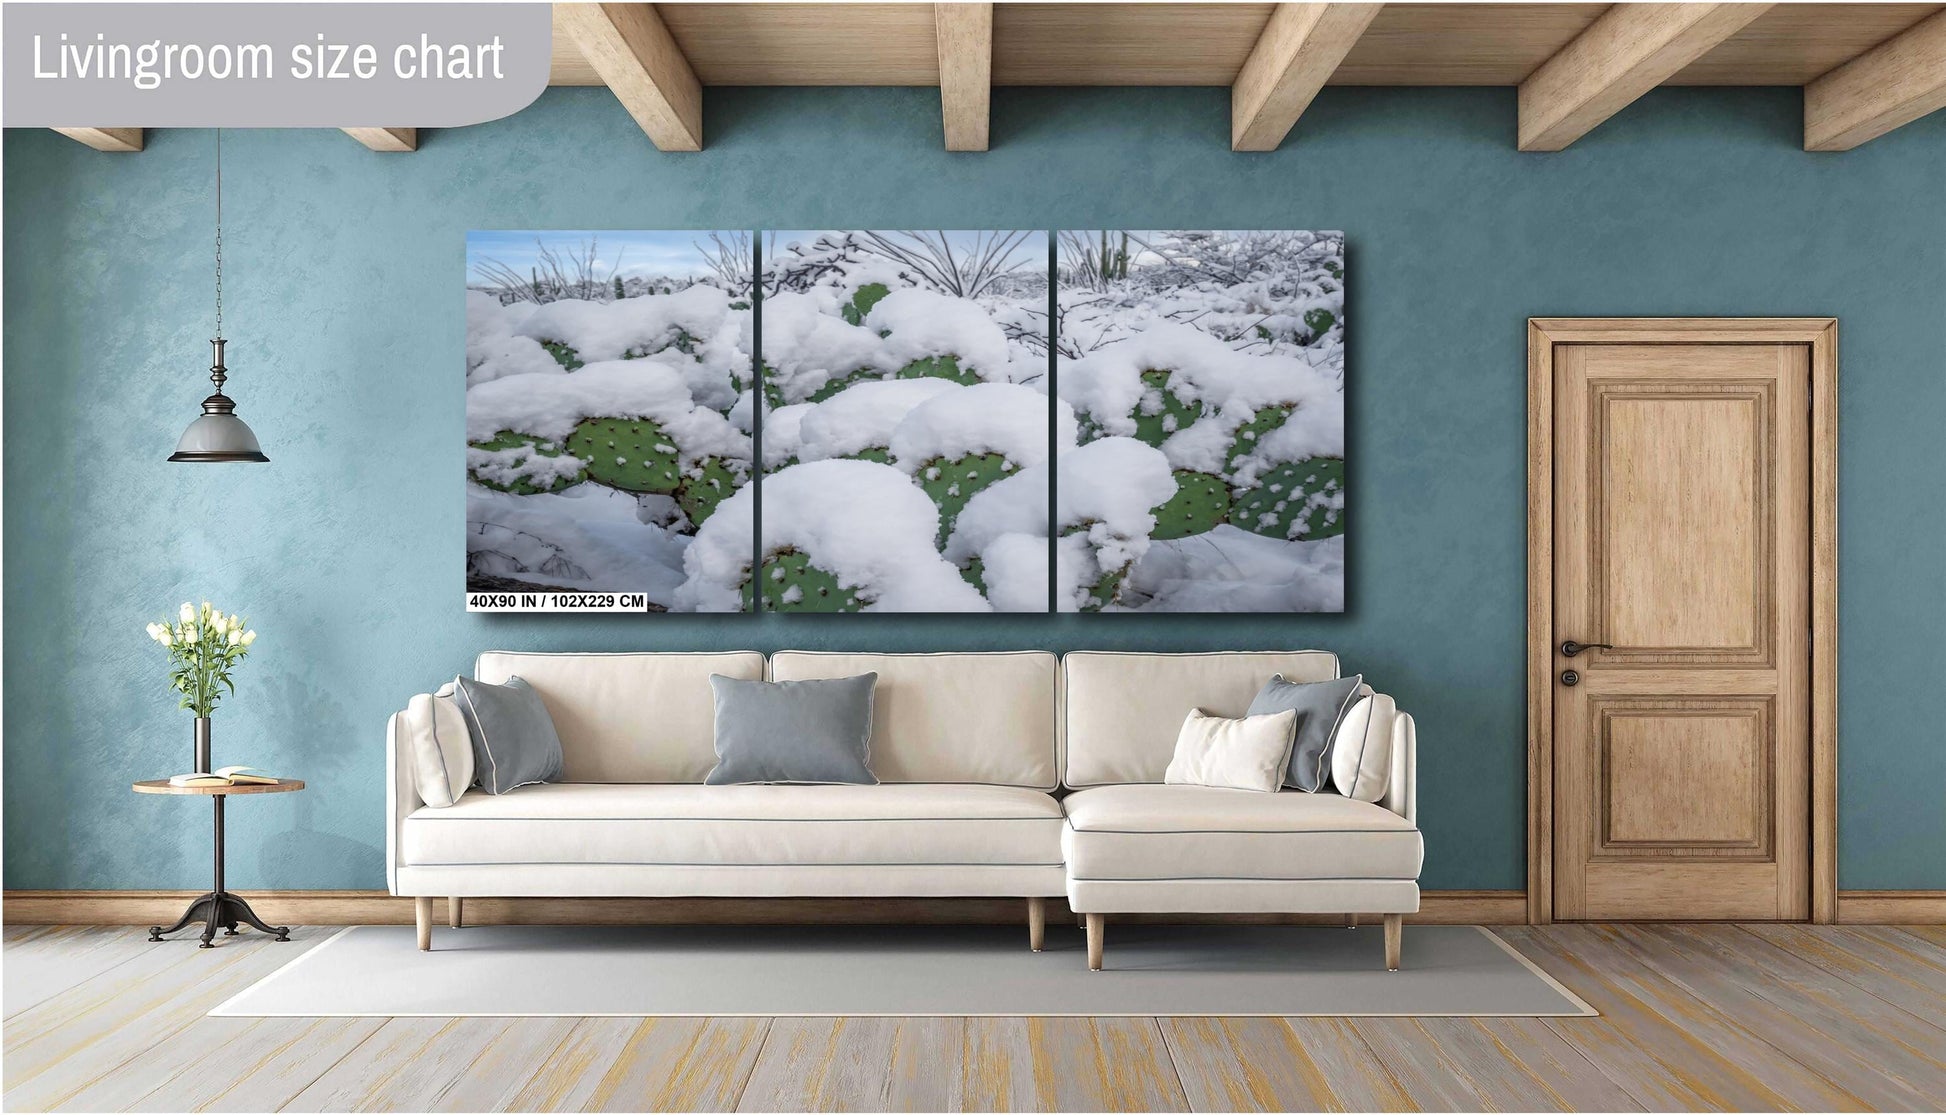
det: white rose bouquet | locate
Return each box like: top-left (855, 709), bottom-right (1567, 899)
top-left (146, 601), bottom-right (258, 717)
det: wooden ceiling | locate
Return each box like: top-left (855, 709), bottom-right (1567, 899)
top-left (55, 4), bottom-right (1946, 156)
top-left (549, 3), bottom-right (1943, 87)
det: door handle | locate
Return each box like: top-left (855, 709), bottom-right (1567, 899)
top-left (1560, 640), bottom-right (1615, 658)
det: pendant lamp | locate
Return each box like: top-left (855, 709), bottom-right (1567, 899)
top-left (170, 130), bottom-right (267, 463)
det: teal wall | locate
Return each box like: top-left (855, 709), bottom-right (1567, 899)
top-left (6, 86), bottom-right (1943, 893)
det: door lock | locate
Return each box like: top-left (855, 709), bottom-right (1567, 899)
top-left (1560, 669), bottom-right (1580, 687)
top-left (1560, 640), bottom-right (1615, 658)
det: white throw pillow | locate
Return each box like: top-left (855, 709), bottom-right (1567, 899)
top-left (402, 684), bottom-right (474, 807)
top-left (1164, 708), bottom-right (1297, 793)
top-left (1330, 693), bottom-right (1395, 802)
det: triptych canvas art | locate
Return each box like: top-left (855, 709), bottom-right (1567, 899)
top-left (464, 230), bottom-right (1345, 614)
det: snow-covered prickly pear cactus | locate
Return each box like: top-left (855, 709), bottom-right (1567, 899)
top-left (743, 550), bottom-right (863, 612)
top-left (466, 431), bottom-right (586, 495)
top-left (565, 417), bottom-right (685, 493)
top-left (1131, 369), bottom-right (1203, 448)
top-left (1232, 456), bottom-right (1344, 540)
top-left (917, 452), bottom-right (1013, 545)
top-left (1150, 471), bottom-right (1232, 540)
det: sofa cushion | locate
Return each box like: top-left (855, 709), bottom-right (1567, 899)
top-left (1061, 784), bottom-right (1422, 881)
top-left (401, 783), bottom-right (1064, 868)
top-left (1163, 709), bottom-right (1296, 793)
top-left (706, 673), bottom-right (878, 786)
top-left (1246, 673), bottom-right (1364, 791)
top-left (1330, 693), bottom-right (1395, 802)
top-left (770, 651), bottom-right (1058, 789)
top-left (473, 651), bottom-right (764, 783)
top-left (398, 685), bottom-right (473, 807)
top-left (1063, 651), bottom-right (1340, 788)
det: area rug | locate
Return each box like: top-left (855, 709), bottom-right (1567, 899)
top-left (212, 923), bottom-right (1593, 1017)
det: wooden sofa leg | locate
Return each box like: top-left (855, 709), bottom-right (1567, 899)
top-left (1384, 913), bottom-right (1402, 971)
top-left (449, 897), bottom-right (464, 929)
top-left (1027, 897), bottom-right (1046, 952)
top-left (1086, 914), bottom-right (1105, 971)
top-left (1078, 913), bottom-right (1086, 929)
top-left (416, 897), bottom-right (433, 951)
top-left (1346, 913), bottom-right (1358, 929)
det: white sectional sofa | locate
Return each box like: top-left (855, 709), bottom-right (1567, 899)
top-left (388, 650), bottom-right (1419, 969)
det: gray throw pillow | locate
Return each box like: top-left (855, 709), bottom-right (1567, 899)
top-left (1247, 673), bottom-right (1364, 792)
top-left (451, 675), bottom-right (565, 795)
top-left (707, 673), bottom-right (878, 786)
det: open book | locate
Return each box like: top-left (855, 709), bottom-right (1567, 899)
top-left (168, 766), bottom-right (279, 788)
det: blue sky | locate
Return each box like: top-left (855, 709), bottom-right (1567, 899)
top-left (465, 230), bottom-right (746, 284)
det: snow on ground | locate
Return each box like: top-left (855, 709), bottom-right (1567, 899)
top-left (1127, 528), bottom-right (1344, 613)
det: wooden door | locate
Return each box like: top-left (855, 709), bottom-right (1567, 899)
top-left (1551, 340), bottom-right (1811, 920)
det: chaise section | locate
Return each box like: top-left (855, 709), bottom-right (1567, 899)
top-left (1062, 785), bottom-right (1424, 883)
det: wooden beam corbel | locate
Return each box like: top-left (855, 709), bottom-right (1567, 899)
top-left (1232, 4), bottom-right (1383, 152)
top-left (52, 128), bottom-right (143, 152)
top-left (1517, 3), bottom-right (1771, 151)
top-left (935, 2), bottom-right (993, 151)
top-left (1804, 9), bottom-right (1946, 151)
top-left (556, 2), bottom-right (702, 151)
top-left (341, 128), bottom-right (419, 152)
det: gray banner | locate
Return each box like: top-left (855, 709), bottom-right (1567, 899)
top-left (4, 3), bottom-right (552, 127)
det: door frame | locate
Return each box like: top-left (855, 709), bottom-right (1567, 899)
top-left (1526, 317), bottom-right (1838, 925)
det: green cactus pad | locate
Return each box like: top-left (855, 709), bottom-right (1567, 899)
top-left (917, 452), bottom-right (1012, 545)
top-left (805, 367), bottom-right (884, 403)
top-left (676, 457), bottom-right (741, 526)
top-left (853, 447), bottom-right (893, 465)
top-left (1130, 369), bottom-right (1204, 448)
top-left (1081, 566), bottom-right (1127, 612)
top-left (539, 340), bottom-right (582, 371)
top-left (745, 549), bottom-right (863, 613)
top-left (959, 556), bottom-right (987, 595)
top-left (1149, 470), bottom-right (1232, 540)
top-left (840, 283), bottom-right (891, 326)
top-left (896, 354), bottom-right (979, 387)
top-left (1225, 404), bottom-right (1294, 472)
top-left (563, 417), bottom-right (684, 493)
top-left (466, 431), bottom-right (585, 495)
top-left (1233, 456), bottom-right (1345, 541)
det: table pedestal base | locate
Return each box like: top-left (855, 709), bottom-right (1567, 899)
top-left (150, 891), bottom-right (290, 947)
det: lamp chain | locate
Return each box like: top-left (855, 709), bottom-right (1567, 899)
top-left (211, 129), bottom-right (226, 395)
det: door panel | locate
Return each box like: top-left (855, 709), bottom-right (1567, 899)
top-left (1553, 342), bottom-right (1809, 921)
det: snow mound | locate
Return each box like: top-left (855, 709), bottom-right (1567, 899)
top-left (515, 285), bottom-right (732, 363)
top-left (760, 290), bottom-right (892, 404)
top-left (1054, 437), bottom-right (1176, 612)
top-left (761, 402), bottom-right (813, 468)
top-left (732, 459), bottom-right (991, 613)
top-left (864, 288), bottom-right (1012, 380)
top-left (467, 291), bottom-right (561, 386)
top-left (889, 382), bottom-right (1074, 469)
top-left (466, 360), bottom-right (749, 468)
top-left (1060, 321), bottom-right (1342, 473)
top-left (797, 379), bottom-right (960, 462)
top-left (942, 466), bottom-right (1051, 613)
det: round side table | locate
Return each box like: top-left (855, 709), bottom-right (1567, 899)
top-left (132, 778), bottom-right (305, 948)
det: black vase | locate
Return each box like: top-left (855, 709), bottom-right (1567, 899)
top-left (194, 716), bottom-right (211, 773)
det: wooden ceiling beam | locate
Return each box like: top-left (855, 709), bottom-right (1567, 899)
top-left (1804, 8), bottom-right (1946, 150)
top-left (1517, 3), bottom-right (1772, 151)
top-left (341, 128), bottom-right (419, 152)
top-left (936, 3), bottom-right (994, 150)
top-left (556, 2), bottom-right (703, 151)
top-left (52, 128), bottom-right (143, 152)
top-left (1232, 3), bottom-right (1384, 151)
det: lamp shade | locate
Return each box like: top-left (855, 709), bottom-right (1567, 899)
top-left (169, 409), bottom-right (267, 463)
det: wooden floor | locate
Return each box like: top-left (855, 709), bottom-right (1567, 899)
top-left (5, 922), bottom-right (1946, 1112)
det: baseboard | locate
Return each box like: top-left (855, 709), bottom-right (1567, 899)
top-left (1834, 890), bottom-right (1946, 924)
top-left (3, 889), bottom-right (1527, 926)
